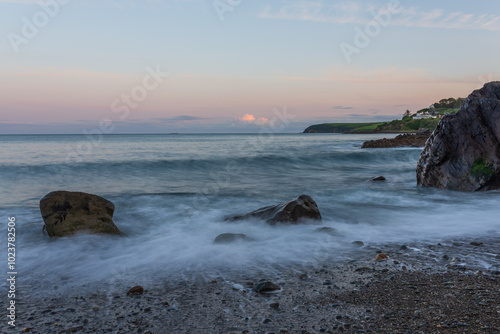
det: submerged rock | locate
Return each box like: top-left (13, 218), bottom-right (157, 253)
top-left (226, 195), bottom-right (321, 225)
top-left (254, 281), bottom-right (281, 293)
top-left (315, 227), bottom-right (339, 236)
top-left (214, 233), bottom-right (250, 244)
top-left (417, 82), bottom-right (500, 191)
top-left (40, 191), bottom-right (121, 237)
top-left (371, 176), bottom-right (386, 181)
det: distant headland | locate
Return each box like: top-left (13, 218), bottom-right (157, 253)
top-left (303, 97), bottom-right (464, 134)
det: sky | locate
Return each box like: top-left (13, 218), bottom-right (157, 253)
top-left (0, 0), bottom-right (499, 133)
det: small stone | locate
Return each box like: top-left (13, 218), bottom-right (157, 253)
top-left (262, 318), bottom-right (272, 324)
top-left (214, 233), bottom-right (250, 244)
top-left (400, 245), bottom-right (408, 250)
top-left (371, 176), bottom-right (386, 181)
top-left (127, 286), bottom-right (144, 295)
top-left (375, 253), bottom-right (388, 261)
top-left (351, 241), bottom-right (364, 247)
top-left (254, 281), bottom-right (281, 293)
top-left (269, 302), bottom-right (280, 309)
top-left (470, 241), bottom-right (483, 246)
top-left (442, 254), bottom-right (449, 260)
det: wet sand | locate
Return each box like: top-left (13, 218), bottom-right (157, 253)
top-left (9, 236), bottom-right (500, 334)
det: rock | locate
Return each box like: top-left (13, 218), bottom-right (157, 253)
top-left (375, 253), bottom-right (388, 261)
top-left (58, 326), bottom-right (83, 334)
top-left (362, 132), bottom-right (430, 148)
top-left (417, 82), bottom-right (500, 191)
top-left (214, 233), bottom-right (250, 244)
top-left (470, 241), bottom-right (483, 246)
top-left (351, 241), bottom-right (364, 247)
top-left (254, 281), bottom-right (281, 293)
top-left (269, 302), bottom-right (280, 309)
top-left (226, 195), bottom-right (321, 224)
top-left (40, 191), bottom-right (121, 237)
top-left (315, 227), bottom-right (338, 235)
top-left (371, 176), bottom-right (386, 181)
top-left (127, 286), bottom-right (144, 295)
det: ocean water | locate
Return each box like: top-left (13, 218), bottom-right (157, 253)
top-left (1, 134), bottom-right (499, 293)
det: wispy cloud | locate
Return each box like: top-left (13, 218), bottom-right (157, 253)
top-left (333, 105), bottom-right (353, 109)
top-left (259, 1), bottom-right (500, 31)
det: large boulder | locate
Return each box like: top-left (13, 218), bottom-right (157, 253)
top-left (417, 82), bottom-right (500, 191)
top-left (226, 195), bottom-right (322, 224)
top-left (40, 191), bottom-right (122, 237)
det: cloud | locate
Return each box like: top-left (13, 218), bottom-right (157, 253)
top-left (255, 117), bottom-right (269, 126)
top-left (239, 113), bottom-right (256, 123)
top-left (238, 114), bottom-right (269, 126)
top-left (333, 106), bottom-right (353, 109)
top-left (259, 1), bottom-right (500, 31)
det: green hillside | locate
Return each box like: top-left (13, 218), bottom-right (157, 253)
top-left (303, 122), bottom-right (384, 133)
top-left (303, 97), bottom-right (463, 134)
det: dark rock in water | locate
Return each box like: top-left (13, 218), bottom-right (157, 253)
top-left (417, 82), bottom-right (500, 191)
top-left (127, 286), bottom-right (144, 295)
top-left (226, 195), bottom-right (321, 225)
top-left (371, 176), bottom-right (386, 181)
top-left (40, 191), bottom-right (121, 237)
top-left (214, 233), bottom-right (250, 244)
top-left (254, 281), bottom-right (281, 293)
top-left (362, 131), bottom-right (430, 148)
top-left (351, 241), bottom-right (364, 247)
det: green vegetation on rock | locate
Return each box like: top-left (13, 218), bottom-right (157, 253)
top-left (471, 158), bottom-right (495, 180)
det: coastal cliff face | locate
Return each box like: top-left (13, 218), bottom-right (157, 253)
top-left (416, 82), bottom-right (500, 191)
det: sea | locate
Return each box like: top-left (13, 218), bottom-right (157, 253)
top-left (1, 133), bottom-right (499, 294)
